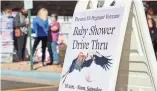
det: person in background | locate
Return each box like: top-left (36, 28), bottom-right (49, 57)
top-left (14, 7), bottom-right (28, 61)
top-left (32, 8), bottom-right (49, 66)
top-left (146, 7), bottom-right (157, 57)
top-left (2, 8), bottom-right (15, 28)
top-left (8, 9), bottom-right (15, 27)
top-left (143, 2), bottom-right (148, 14)
top-left (49, 13), bottom-right (60, 65)
top-left (47, 24), bottom-right (53, 65)
top-left (3, 8), bottom-right (13, 17)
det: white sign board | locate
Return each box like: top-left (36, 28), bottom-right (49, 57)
top-left (0, 15), bottom-right (14, 63)
top-left (0, 16), bottom-right (13, 41)
top-left (1, 53), bottom-right (13, 63)
top-left (24, 0), bottom-right (33, 10)
top-left (0, 16), bottom-right (13, 29)
top-left (59, 7), bottom-right (124, 91)
top-left (65, 0), bottom-right (157, 90)
top-left (1, 41), bottom-right (13, 53)
top-left (0, 30), bottom-right (13, 41)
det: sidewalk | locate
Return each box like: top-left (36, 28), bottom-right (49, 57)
top-left (1, 61), bottom-right (62, 84)
top-left (1, 61), bottom-right (62, 72)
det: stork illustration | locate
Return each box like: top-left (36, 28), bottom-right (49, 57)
top-left (61, 51), bottom-right (112, 84)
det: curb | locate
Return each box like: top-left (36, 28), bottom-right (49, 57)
top-left (1, 69), bottom-right (61, 83)
top-left (1, 76), bottom-right (59, 86)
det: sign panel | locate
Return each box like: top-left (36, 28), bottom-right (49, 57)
top-left (24, 0), bottom-right (33, 10)
top-left (0, 17), bottom-right (13, 30)
top-left (59, 7), bottom-right (124, 91)
top-left (1, 41), bottom-right (13, 53)
top-left (1, 53), bottom-right (13, 63)
top-left (0, 14), bottom-right (14, 63)
top-left (1, 30), bottom-right (13, 40)
top-left (0, 16), bottom-right (13, 40)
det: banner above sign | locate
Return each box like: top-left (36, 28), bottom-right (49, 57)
top-left (59, 7), bottom-right (124, 91)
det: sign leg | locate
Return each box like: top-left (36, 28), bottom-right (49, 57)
top-left (28, 9), bottom-right (33, 70)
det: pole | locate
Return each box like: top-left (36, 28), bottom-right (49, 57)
top-left (28, 9), bottom-right (33, 70)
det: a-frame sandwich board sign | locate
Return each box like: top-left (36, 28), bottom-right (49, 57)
top-left (58, 0), bottom-right (157, 91)
top-left (75, 0), bottom-right (157, 91)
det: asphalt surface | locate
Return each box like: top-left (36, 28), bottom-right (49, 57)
top-left (1, 80), bottom-right (58, 91)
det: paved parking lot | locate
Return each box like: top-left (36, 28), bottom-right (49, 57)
top-left (1, 80), bottom-right (58, 91)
